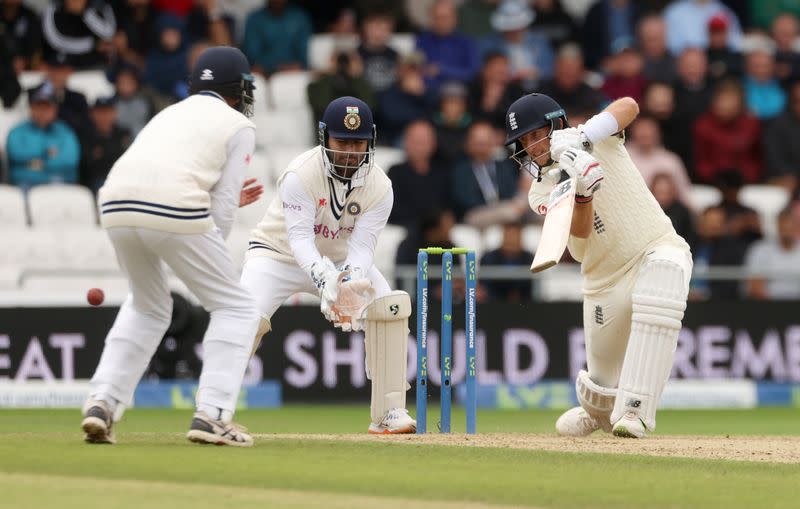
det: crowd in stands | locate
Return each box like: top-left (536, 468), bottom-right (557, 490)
top-left (3, 0), bottom-right (800, 302)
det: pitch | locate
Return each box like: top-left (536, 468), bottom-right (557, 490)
top-left (1, 407), bottom-right (798, 509)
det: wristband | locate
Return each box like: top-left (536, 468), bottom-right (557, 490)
top-left (582, 111), bottom-right (619, 144)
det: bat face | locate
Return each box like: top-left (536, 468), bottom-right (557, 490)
top-left (531, 175), bottom-right (576, 273)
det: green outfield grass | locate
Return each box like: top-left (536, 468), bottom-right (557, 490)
top-left (1, 407), bottom-right (798, 509)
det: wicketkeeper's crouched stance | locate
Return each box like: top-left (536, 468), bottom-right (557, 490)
top-left (505, 93), bottom-right (692, 438)
top-left (242, 96), bottom-right (416, 434)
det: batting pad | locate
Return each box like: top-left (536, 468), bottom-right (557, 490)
top-left (576, 370), bottom-right (616, 432)
top-left (250, 316), bottom-right (271, 357)
top-left (365, 291), bottom-right (412, 424)
top-left (612, 252), bottom-right (689, 431)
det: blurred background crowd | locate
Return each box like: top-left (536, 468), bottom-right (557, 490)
top-left (3, 0), bottom-right (800, 304)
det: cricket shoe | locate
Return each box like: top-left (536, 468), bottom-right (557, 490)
top-left (368, 408), bottom-right (416, 434)
top-left (612, 412), bottom-right (648, 438)
top-left (186, 411), bottom-right (254, 447)
top-left (81, 399), bottom-right (116, 444)
top-left (555, 406), bottom-right (602, 437)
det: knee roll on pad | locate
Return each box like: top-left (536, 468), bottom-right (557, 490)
top-left (251, 316), bottom-right (271, 357)
top-left (576, 370), bottom-right (616, 433)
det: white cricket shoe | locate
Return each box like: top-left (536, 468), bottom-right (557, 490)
top-left (81, 399), bottom-right (116, 444)
top-left (612, 412), bottom-right (648, 438)
top-left (555, 406), bottom-right (602, 437)
top-left (186, 411), bottom-right (254, 447)
top-left (368, 408), bottom-right (416, 434)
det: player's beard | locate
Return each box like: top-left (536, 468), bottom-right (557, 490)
top-left (332, 152), bottom-right (365, 179)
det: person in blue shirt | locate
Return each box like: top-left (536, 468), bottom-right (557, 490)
top-left (242, 0), bottom-right (312, 76)
top-left (743, 40), bottom-right (787, 120)
top-left (6, 82), bottom-right (80, 191)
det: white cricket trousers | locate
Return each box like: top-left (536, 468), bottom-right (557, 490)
top-left (90, 226), bottom-right (259, 415)
top-left (240, 256), bottom-right (392, 321)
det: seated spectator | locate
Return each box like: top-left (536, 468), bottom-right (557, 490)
top-left (743, 36), bottom-right (787, 120)
top-left (690, 206), bottom-right (748, 301)
top-left (42, 0), bottom-right (116, 69)
top-left (79, 97), bottom-right (131, 193)
top-left (416, 0), bottom-right (480, 90)
top-left (637, 14), bottom-right (676, 84)
top-left (395, 209), bottom-right (459, 295)
top-left (601, 37), bottom-right (646, 103)
top-left (693, 80), bottom-right (761, 184)
top-left (357, 11), bottom-right (399, 97)
top-left (41, 53), bottom-right (90, 135)
top-left (242, 0), bottom-right (312, 76)
top-left (468, 51), bottom-right (526, 129)
top-left (1, 0), bottom-right (42, 73)
top-left (378, 51), bottom-right (437, 145)
top-left (650, 173), bottom-right (695, 244)
top-left (752, 2), bottom-right (800, 31)
top-left (307, 51), bottom-right (374, 125)
top-left (580, 0), bottom-right (644, 70)
top-left (433, 81), bottom-right (471, 165)
top-left (663, 0), bottom-right (742, 55)
top-left (480, 222), bottom-right (534, 302)
top-left (143, 14), bottom-right (188, 100)
top-left (112, 0), bottom-right (157, 68)
top-left (715, 169), bottom-right (762, 246)
top-left (706, 14), bottom-right (742, 81)
top-left (388, 121), bottom-right (452, 229)
top-left (482, 0), bottom-right (555, 90)
top-left (672, 48), bottom-right (713, 177)
top-left (6, 82), bottom-right (80, 191)
top-left (745, 207), bottom-right (800, 300)
top-left (538, 44), bottom-right (605, 117)
top-left (112, 63), bottom-right (152, 136)
top-left (187, 0), bottom-right (234, 46)
top-left (626, 114), bottom-right (693, 209)
top-left (764, 80), bottom-right (800, 193)
top-left (451, 121), bottom-right (522, 225)
top-left (772, 13), bottom-right (800, 87)
top-left (530, 0), bottom-right (577, 50)
top-left (0, 41), bottom-right (21, 108)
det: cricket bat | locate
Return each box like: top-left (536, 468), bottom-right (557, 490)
top-left (530, 176), bottom-right (576, 273)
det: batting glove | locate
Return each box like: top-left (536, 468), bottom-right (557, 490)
top-left (559, 148), bottom-right (603, 201)
top-left (549, 128), bottom-right (593, 162)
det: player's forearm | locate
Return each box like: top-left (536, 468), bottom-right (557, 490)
top-left (570, 201), bottom-right (593, 238)
top-left (602, 97), bottom-right (639, 132)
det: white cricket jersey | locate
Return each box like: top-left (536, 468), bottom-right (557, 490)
top-left (98, 94), bottom-right (255, 234)
top-left (529, 129), bottom-right (689, 292)
top-left (248, 147), bottom-right (392, 269)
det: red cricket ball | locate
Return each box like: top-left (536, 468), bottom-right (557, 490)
top-left (87, 288), bottom-right (105, 306)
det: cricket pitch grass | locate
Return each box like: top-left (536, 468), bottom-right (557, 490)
top-left (1, 406), bottom-right (798, 509)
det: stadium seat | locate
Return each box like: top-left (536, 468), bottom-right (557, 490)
top-left (537, 264), bottom-right (583, 302)
top-left (267, 146), bottom-right (312, 183)
top-left (688, 184), bottom-right (722, 212)
top-left (257, 108), bottom-right (316, 149)
top-left (269, 71), bottom-right (312, 111)
top-left (18, 70), bottom-right (45, 90)
top-left (55, 227), bottom-right (119, 271)
top-left (0, 184), bottom-right (28, 228)
top-left (739, 184), bottom-right (791, 238)
top-left (450, 224), bottom-right (484, 260)
top-left (374, 224), bottom-right (407, 284)
top-left (482, 225), bottom-right (504, 252)
top-left (389, 33), bottom-right (416, 55)
top-left (67, 70), bottom-right (115, 103)
top-left (235, 180), bottom-right (273, 228)
top-left (522, 224), bottom-right (543, 254)
top-left (308, 34), bottom-right (359, 72)
top-left (2, 228), bottom-right (60, 274)
top-left (21, 274), bottom-right (129, 298)
top-left (373, 147), bottom-right (406, 172)
top-left (27, 184), bottom-right (97, 227)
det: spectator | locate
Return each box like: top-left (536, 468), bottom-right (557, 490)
top-left (690, 206), bottom-right (748, 300)
top-left (480, 222), bottom-right (534, 302)
top-left (112, 63), bottom-right (152, 136)
top-left (143, 14), bottom-right (188, 100)
top-left (378, 51), bottom-right (437, 145)
top-left (663, 0), bottom-right (742, 55)
top-left (650, 173), bottom-right (695, 244)
top-left (42, 0), bottom-right (116, 69)
top-left (151, 0), bottom-right (193, 17)
top-left (451, 121), bottom-right (522, 225)
top-left (307, 51), bottom-right (375, 126)
top-left (42, 53), bottom-right (90, 134)
top-left (751, 0), bottom-right (800, 31)
top-left (715, 169), bottom-right (763, 246)
top-left (706, 14), bottom-right (742, 81)
top-left (79, 97), bottom-right (132, 193)
top-left (112, 0), bottom-right (157, 68)
top-left (6, 82), bottom-right (80, 191)
top-left (458, 0), bottom-right (496, 38)
top-left (600, 37), bottom-right (646, 103)
top-left (637, 14), bottom-right (676, 84)
top-left (672, 48), bottom-right (712, 176)
top-left (743, 37), bottom-right (787, 120)
top-left (394, 209), bottom-right (458, 294)
top-left (187, 0), bottom-right (234, 46)
top-left (529, 0), bottom-right (577, 50)
top-left (416, 0), bottom-right (481, 90)
top-left (764, 80), bottom-right (800, 193)
top-left (433, 81), bottom-right (471, 165)
top-left (693, 80), bottom-right (761, 184)
top-left (357, 11), bottom-right (399, 96)
top-left (1, 0), bottom-right (42, 73)
top-left (627, 114), bottom-right (693, 209)
top-left (482, 0), bottom-right (555, 90)
top-left (745, 207), bottom-right (800, 299)
top-left (388, 121), bottom-right (452, 228)
top-left (0, 40), bottom-right (21, 108)
top-left (538, 44), bottom-right (605, 118)
top-left (242, 0), bottom-right (312, 76)
top-left (468, 51), bottom-right (526, 129)
top-left (580, 0), bottom-right (644, 70)
top-left (772, 13), bottom-right (800, 87)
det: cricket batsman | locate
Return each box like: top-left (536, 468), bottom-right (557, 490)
top-left (241, 96), bottom-right (416, 434)
top-left (81, 46), bottom-right (264, 446)
top-left (504, 93), bottom-right (692, 438)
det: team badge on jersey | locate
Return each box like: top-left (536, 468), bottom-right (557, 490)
top-left (344, 106), bottom-right (361, 130)
top-left (347, 201), bottom-right (362, 216)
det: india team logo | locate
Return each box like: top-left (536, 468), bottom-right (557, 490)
top-left (344, 106), bottom-right (361, 130)
top-left (347, 202), bottom-right (362, 216)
